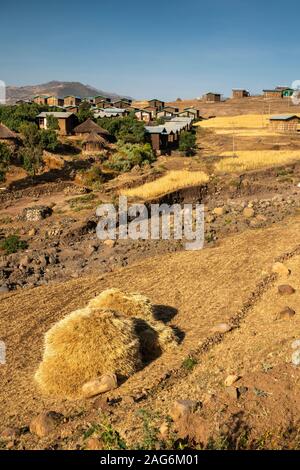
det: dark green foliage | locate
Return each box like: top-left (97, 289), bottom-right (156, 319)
top-left (0, 142), bottom-right (12, 181)
top-left (0, 235), bottom-right (28, 254)
top-left (179, 131), bottom-right (197, 156)
top-left (107, 143), bottom-right (155, 172)
top-left (96, 114), bottom-right (146, 144)
top-left (77, 101), bottom-right (94, 123)
top-left (0, 103), bottom-right (48, 132)
top-left (39, 129), bottom-right (59, 152)
top-left (46, 114), bottom-right (59, 131)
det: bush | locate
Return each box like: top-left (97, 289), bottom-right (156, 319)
top-left (107, 143), bottom-right (155, 172)
top-left (39, 129), bottom-right (59, 152)
top-left (96, 114), bottom-right (146, 144)
top-left (179, 131), bottom-right (197, 156)
top-left (0, 142), bottom-right (12, 181)
top-left (82, 165), bottom-right (105, 188)
top-left (0, 235), bottom-right (28, 254)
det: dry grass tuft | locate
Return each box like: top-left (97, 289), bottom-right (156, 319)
top-left (215, 150), bottom-right (300, 173)
top-left (90, 289), bottom-right (179, 356)
top-left (35, 307), bottom-right (142, 399)
top-left (122, 170), bottom-right (209, 199)
top-left (35, 289), bottom-right (178, 399)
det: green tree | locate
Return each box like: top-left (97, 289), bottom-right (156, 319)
top-left (179, 131), bottom-right (197, 156)
top-left (20, 145), bottom-right (43, 176)
top-left (20, 122), bottom-right (40, 147)
top-left (0, 142), bottom-right (12, 181)
top-left (39, 129), bottom-right (59, 152)
top-left (78, 101), bottom-right (94, 123)
top-left (96, 114), bottom-right (146, 144)
top-left (107, 143), bottom-right (155, 172)
top-left (47, 114), bottom-right (59, 131)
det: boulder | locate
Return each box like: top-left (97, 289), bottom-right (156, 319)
top-left (277, 307), bottom-right (296, 319)
top-left (22, 206), bottom-right (53, 222)
top-left (224, 374), bottom-right (240, 387)
top-left (29, 412), bottom-right (57, 437)
top-left (243, 207), bottom-right (255, 218)
top-left (170, 400), bottom-right (198, 422)
top-left (82, 373), bottom-right (118, 398)
top-left (278, 285), bottom-right (295, 295)
top-left (272, 262), bottom-right (290, 278)
top-left (211, 322), bottom-right (232, 334)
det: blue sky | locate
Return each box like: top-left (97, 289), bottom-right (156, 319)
top-left (1, 0), bottom-right (300, 100)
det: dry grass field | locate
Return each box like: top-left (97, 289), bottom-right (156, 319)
top-left (195, 114), bottom-right (272, 129)
top-left (122, 170), bottom-right (209, 199)
top-left (215, 150), bottom-right (300, 173)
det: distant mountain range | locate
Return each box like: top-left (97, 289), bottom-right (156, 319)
top-left (5, 81), bottom-right (132, 104)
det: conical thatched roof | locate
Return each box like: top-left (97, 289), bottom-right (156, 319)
top-left (0, 123), bottom-right (17, 140)
top-left (82, 131), bottom-right (106, 146)
top-left (74, 118), bottom-right (110, 137)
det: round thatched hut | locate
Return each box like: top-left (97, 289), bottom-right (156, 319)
top-left (82, 131), bottom-right (106, 153)
top-left (73, 118), bottom-right (110, 140)
top-left (0, 123), bottom-right (18, 146)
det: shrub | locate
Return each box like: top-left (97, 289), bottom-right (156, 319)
top-left (107, 143), bottom-right (155, 172)
top-left (0, 235), bottom-right (28, 254)
top-left (0, 142), bottom-right (12, 181)
top-left (96, 114), bottom-right (146, 143)
top-left (179, 131), bottom-right (197, 156)
top-left (81, 165), bottom-right (105, 188)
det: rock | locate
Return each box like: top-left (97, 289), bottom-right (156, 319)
top-left (19, 255), bottom-right (31, 267)
top-left (237, 386), bottom-right (248, 396)
top-left (170, 400), bottom-right (198, 422)
top-left (206, 214), bottom-right (215, 223)
top-left (85, 244), bottom-right (97, 257)
top-left (0, 427), bottom-right (20, 441)
top-left (243, 207), bottom-right (255, 218)
top-left (86, 437), bottom-right (103, 450)
top-left (292, 350), bottom-right (300, 366)
top-left (82, 373), bottom-right (118, 398)
top-left (103, 239), bottom-right (115, 249)
top-left (278, 307), bottom-right (296, 319)
top-left (272, 262), bottom-right (290, 277)
top-left (225, 386), bottom-right (239, 400)
top-left (224, 374), bottom-right (240, 387)
top-left (278, 284), bottom-right (295, 295)
top-left (29, 412), bottom-right (57, 437)
top-left (291, 339), bottom-right (300, 350)
top-left (22, 206), bottom-right (53, 222)
top-left (28, 228), bottom-right (36, 237)
top-left (211, 323), bottom-right (233, 334)
top-left (0, 284), bottom-right (9, 293)
top-left (93, 397), bottom-right (111, 412)
top-left (213, 207), bottom-right (224, 216)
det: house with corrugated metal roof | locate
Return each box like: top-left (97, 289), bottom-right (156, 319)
top-left (269, 114), bottom-right (300, 132)
top-left (37, 111), bottom-right (78, 135)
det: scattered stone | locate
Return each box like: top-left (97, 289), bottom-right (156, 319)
top-left (225, 386), bottom-right (239, 400)
top-left (291, 339), bottom-right (300, 350)
top-left (243, 207), bottom-right (255, 218)
top-left (278, 285), bottom-right (296, 295)
top-left (103, 239), bottom-right (115, 249)
top-left (0, 427), bottom-right (20, 441)
top-left (213, 207), bottom-right (225, 216)
top-left (211, 323), bottom-right (233, 334)
top-left (29, 412), bottom-right (57, 437)
top-left (237, 386), bottom-right (248, 396)
top-left (292, 350), bottom-right (300, 366)
top-left (82, 373), bottom-right (118, 398)
top-left (28, 228), bottom-right (36, 237)
top-left (272, 262), bottom-right (290, 278)
top-left (22, 206), bottom-right (53, 222)
top-left (86, 437), bottom-right (103, 450)
top-left (19, 255), bottom-right (32, 268)
top-left (93, 396), bottom-right (111, 412)
top-left (224, 374), bottom-right (240, 387)
top-left (278, 307), bottom-right (296, 319)
top-left (206, 214), bottom-right (215, 223)
top-left (170, 400), bottom-right (198, 422)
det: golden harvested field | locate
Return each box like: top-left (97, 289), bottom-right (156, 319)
top-left (195, 114), bottom-right (271, 129)
top-left (213, 129), bottom-right (280, 137)
top-left (216, 150), bottom-right (300, 173)
top-left (122, 170), bottom-right (209, 199)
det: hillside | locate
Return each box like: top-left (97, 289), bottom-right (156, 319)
top-left (6, 81), bottom-right (132, 104)
top-left (1, 213), bottom-right (300, 449)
